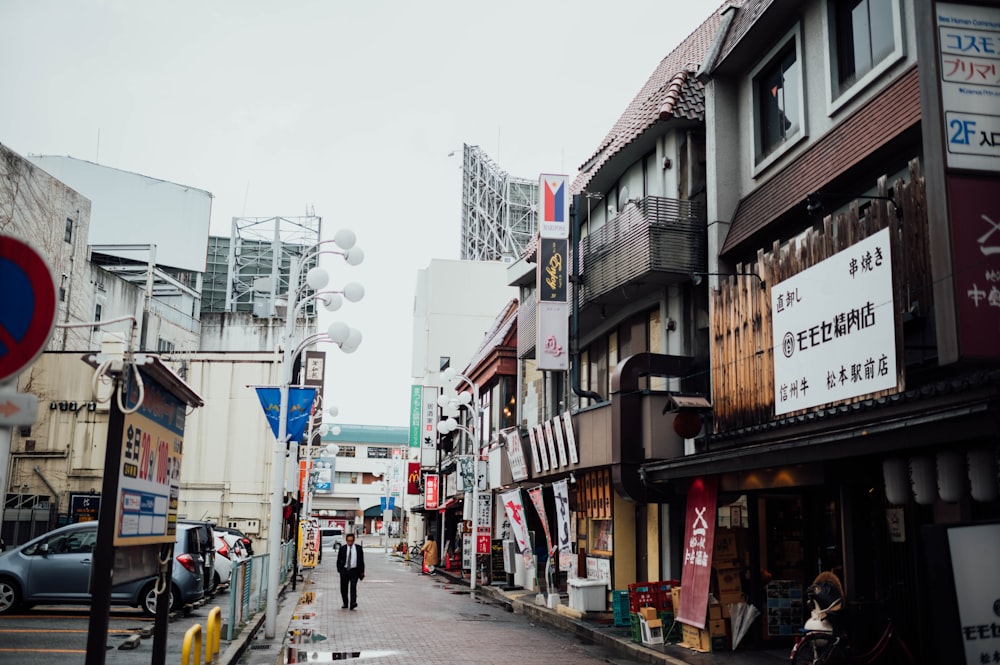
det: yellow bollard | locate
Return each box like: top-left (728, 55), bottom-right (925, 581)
top-left (206, 606), bottom-right (222, 664)
top-left (181, 624), bottom-right (202, 665)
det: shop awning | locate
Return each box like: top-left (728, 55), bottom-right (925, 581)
top-left (437, 498), bottom-right (459, 512)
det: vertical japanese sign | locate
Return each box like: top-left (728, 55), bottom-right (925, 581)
top-left (936, 3), bottom-right (1000, 172)
top-left (503, 429), bottom-right (529, 482)
top-left (537, 174), bottom-right (569, 372)
top-left (552, 416), bottom-right (569, 467)
top-left (948, 522), bottom-right (1000, 664)
top-left (528, 486), bottom-right (553, 555)
top-left (948, 176), bottom-right (1000, 358)
top-left (458, 455), bottom-right (474, 492)
top-left (424, 473), bottom-right (439, 510)
top-left (476, 492), bottom-right (492, 554)
top-left (771, 227), bottom-right (897, 414)
top-left (677, 476), bottom-right (718, 629)
top-left (408, 385), bottom-right (422, 448)
top-left (298, 519), bottom-right (319, 569)
top-left (501, 489), bottom-right (531, 555)
top-left (527, 425), bottom-right (543, 474)
top-left (420, 385), bottom-right (438, 467)
top-left (562, 411), bottom-right (579, 464)
top-left (116, 370), bottom-right (185, 545)
top-left (553, 479), bottom-right (575, 577)
top-left (542, 421), bottom-right (560, 469)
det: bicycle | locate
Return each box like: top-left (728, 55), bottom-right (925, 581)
top-left (789, 618), bottom-right (915, 664)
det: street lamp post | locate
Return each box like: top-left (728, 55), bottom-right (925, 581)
top-left (436, 368), bottom-right (483, 591)
top-left (265, 230), bottom-right (364, 639)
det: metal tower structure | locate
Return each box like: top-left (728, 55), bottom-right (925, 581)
top-left (202, 215), bottom-right (322, 317)
top-left (459, 144), bottom-right (537, 262)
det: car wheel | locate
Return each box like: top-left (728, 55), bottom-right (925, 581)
top-left (0, 578), bottom-right (22, 615)
top-left (140, 582), bottom-right (181, 617)
top-left (214, 571), bottom-right (222, 589)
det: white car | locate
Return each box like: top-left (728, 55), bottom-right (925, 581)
top-left (212, 533), bottom-right (247, 587)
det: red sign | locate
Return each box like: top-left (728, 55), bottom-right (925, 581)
top-left (676, 476), bottom-right (718, 629)
top-left (948, 175), bottom-right (1000, 358)
top-left (424, 473), bottom-right (439, 510)
top-left (477, 534), bottom-right (491, 555)
top-left (407, 462), bottom-right (421, 495)
top-left (0, 235), bottom-right (57, 383)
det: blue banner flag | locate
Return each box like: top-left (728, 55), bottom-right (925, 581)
top-left (388, 497), bottom-right (395, 511)
top-left (255, 386), bottom-right (318, 443)
top-left (380, 496), bottom-right (387, 512)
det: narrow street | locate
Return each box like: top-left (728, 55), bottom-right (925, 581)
top-left (240, 541), bottom-right (639, 665)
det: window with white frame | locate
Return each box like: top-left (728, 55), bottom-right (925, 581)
top-left (753, 36), bottom-right (803, 164)
top-left (828, 0), bottom-right (902, 100)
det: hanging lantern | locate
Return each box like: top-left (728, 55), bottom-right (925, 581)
top-left (882, 458), bottom-right (910, 505)
top-left (937, 451), bottom-right (967, 503)
top-left (968, 447), bottom-right (999, 503)
top-left (909, 456), bottom-right (937, 505)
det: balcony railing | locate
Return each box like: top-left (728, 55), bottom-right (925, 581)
top-left (579, 195), bottom-right (706, 308)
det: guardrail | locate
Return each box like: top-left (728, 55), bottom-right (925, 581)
top-left (280, 540), bottom-right (296, 584)
top-left (226, 554), bottom-right (268, 641)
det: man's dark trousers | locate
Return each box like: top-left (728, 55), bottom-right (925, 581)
top-left (336, 541), bottom-right (365, 608)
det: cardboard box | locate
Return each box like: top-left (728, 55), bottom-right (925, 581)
top-left (671, 587), bottom-right (682, 616)
top-left (711, 635), bottom-right (729, 651)
top-left (714, 567), bottom-right (743, 595)
top-left (639, 606), bottom-right (658, 621)
top-left (709, 604), bottom-right (723, 620)
top-left (709, 619), bottom-right (728, 636)
top-left (680, 623), bottom-right (712, 653)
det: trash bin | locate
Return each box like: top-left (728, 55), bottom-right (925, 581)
top-left (568, 578), bottom-right (608, 612)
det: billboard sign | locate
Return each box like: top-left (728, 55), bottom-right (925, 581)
top-left (538, 174), bottom-right (569, 239)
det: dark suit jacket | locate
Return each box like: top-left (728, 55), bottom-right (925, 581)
top-left (336, 542), bottom-right (365, 577)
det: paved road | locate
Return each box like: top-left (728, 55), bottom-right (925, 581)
top-left (239, 547), bottom-right (636, 665)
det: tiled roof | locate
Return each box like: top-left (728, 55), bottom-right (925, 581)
top-left (714, 0), bottom-right (776, 65)
top-left (571, 3), bottom-right (729, 194)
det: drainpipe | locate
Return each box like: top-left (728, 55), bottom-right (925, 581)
top-left (570, 194), bottom-right (603, 404)
top-left (33, 466), bottom-right (60, 527)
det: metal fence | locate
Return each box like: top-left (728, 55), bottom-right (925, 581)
top-left (226, 554), bottom-right (267, 641)
top-left (280, 540), bottom-right (296, 584)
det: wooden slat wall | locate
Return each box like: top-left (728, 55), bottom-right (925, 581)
top-left (710, 159), bottom-right (931, 432)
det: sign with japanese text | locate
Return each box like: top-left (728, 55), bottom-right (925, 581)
top-left (948, 522), bottom-right (1000, 664)
top-left (420, 385), bottom-right (438, 467)
top-left (562, 411), bottom-right (579, 464)
top-left (771, 227), bottom-right (897, 415)
top-left (458, 455), bottom-right (474, 492)
top-left (503, 429), bottom-right (529, 482)
top-left (424, 473), bottom-right (439, 511)
top-left (552, 416), bottom-right (569, 467)
top-left (408, 385), bottom-right (422, 448)
top-left (677, 476), bottom-right (718, 629)
top-left (501, 489), bottom-right (531, 555)
top-left (69, 493), bottom-right (100, 523)
top-left (948, 175), bottom-right (1000, 358)
top-left (476, 492), bottom-right (492, 554)
top-left (553, 479), bottom-right (575, 577)
top-left (536, 301), bottom-right (569, 371)
top-left (542, 420), bottom-right (560, 469)
top-left (527, 425), bottom-right (544, 473)
top-left (115, 370), bottom-right (185, 546)
top-left (298, 519), bottom-right (319, 569)
top-left (528, 486), bottom-right (553, 556)
top-left (936, 3), bottom-right (1000, 171)
top-left (538, 174), bottom-right (569, 239)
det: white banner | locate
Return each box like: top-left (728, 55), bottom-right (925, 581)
top-left (504, 429), bottom-right (529, 482)
top-left (537, 301), bottom-right (569, 371)
top-left (562, 411), bottom-right (579, 464)
top-left (534, 424), bottom-right (550, 471)
top-left (543, 421), bottom-right (560, 469)
top-left (552, 417), bottom-right (569, 468)
top-left (553, 479), bottom-right (575, 577)
top-left (500, 489), bottom-right (531, 554)
top-left (771, 227), bottom-right (897, 415)
top-left (527, 425), bottom-right (543, 474)
top-left (949, 523), bottom-right (1000, 664)
top-left (420, 385), bottom-right (439, 467)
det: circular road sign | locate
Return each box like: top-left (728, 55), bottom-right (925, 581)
top-left (0, 235), bottom-right (57, 383)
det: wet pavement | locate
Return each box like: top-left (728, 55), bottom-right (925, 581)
top-left (228, 537), bottom-right (791, 665)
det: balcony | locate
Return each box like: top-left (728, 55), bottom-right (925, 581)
top-left (579, 195), bottom-right (705, 320)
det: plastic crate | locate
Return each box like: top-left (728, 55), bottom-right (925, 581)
top-left (628, 581), bottom-right (656, 613)
top-left (658, 611), bottom-right (682, 641)
top-left (612, 590), bottom-right (631, 627)
top-left (630, 613), bottom-right (641, 643)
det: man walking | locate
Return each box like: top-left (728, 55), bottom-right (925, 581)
top-left (336, 533), bottom-right (365, 609)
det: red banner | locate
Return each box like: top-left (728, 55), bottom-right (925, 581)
top-left (424, 473), bottom-right (439, 510)
top-left (676, 476), bottom-right (718, 629)
top-left (527, 486), bottom-right (553, 555)
top-left (407, 462), bottom-right (421, 495)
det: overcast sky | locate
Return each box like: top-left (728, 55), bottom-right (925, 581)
top-left (0, 1), bottom-right (713, 427)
